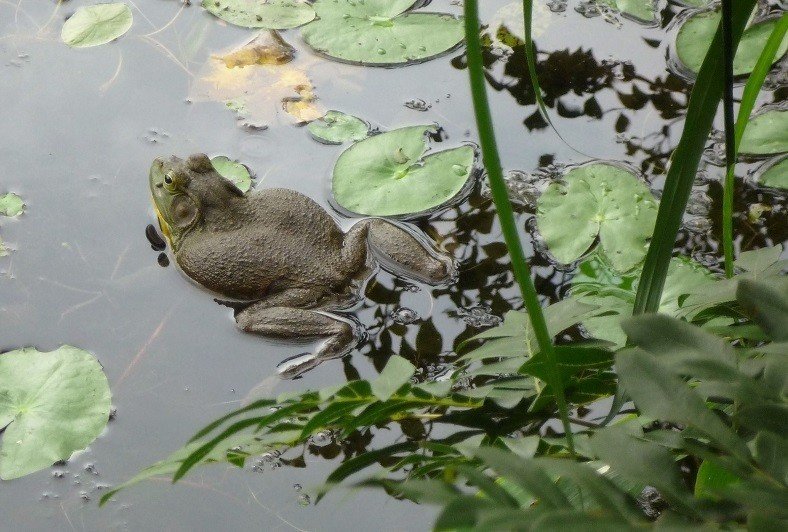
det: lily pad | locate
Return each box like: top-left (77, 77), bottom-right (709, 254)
top-left (675, 12), bottom-right (788, 76)
top-left (307, 111), bottom-right (369, 145)
top-left (598, 0), bottom-right (656, 24)
top-left (0, 193), bottom-right (24, 217)
top-left (536, 163), bottom-right (658, 272)
top-left (0, 346), bottom-right (111, 480)
top-left (739, 109), bottom-right (788, 156)
top-left (302, 0), bottom-right (464, 66)
top-left (758, 156), bottom-right (788, 190)
top-left (61, 3), bottom-right (133, 48)
top-left (211, 156), bottom-right (252, 192)
top-left (201, 0), bottom-right (315, 30)
top-left (332, 125), bottom-right (474, 216)
top-left (572, 255), bottom-right (714, 346)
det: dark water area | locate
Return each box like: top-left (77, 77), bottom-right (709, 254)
top-left (1, 0), bottom-right (785, 530)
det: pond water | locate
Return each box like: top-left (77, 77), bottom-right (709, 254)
top-left (1, 0), bottom-right (785, 530)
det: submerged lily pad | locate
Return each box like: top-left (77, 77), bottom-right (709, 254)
top-left (211, 156), bottom-right (252, 192)
top-left (302, 0), bottom-right (464, 66)
top-left (0, 346), bottom-right (111, 480)
top-left (572, 255), bottom-right (714, 346)
top-left (758, 156), bottom-right (788, 190)
top-left (739, 109), bottom-right (788, 156)
top-left (332, 125), bottom-right (474, 216)
top-left (307, 111), bottom-right (369, 145)
top-left (675, 12), bottom-right (788, 76)
top-left (0, 193), bottom-right (24, 217)
top-left (61, 3), bottom-right (133, 48)
top-left (536, 163), bottom-right (658, 272)
top-left (598, 0), bottom-right (656, 24)
top-left (201, 0), bottom-right (315, 30)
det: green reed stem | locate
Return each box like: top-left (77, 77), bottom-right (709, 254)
top-left (464, 0), bottom-right (574, 454)
top-left (722, 13), bottom-right (788, 277)
top-left (720, 0), bottom-right (736, 278)
top-left (633, 0), bottom-right (756, 314)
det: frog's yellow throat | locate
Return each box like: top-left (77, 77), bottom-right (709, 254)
top-left (152, 200), bottom-right (174, 246)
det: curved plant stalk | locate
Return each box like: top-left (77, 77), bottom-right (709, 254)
top-left (521, 0), bottom-right (588, 156)
top-left (464, 0), bottom-right (574, 454)
top-left (722, 13), bottom-right (788, 277)
top-left (633, 0), bottom-right (757, 315)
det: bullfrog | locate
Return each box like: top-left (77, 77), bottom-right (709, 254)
top-left (150, 154), bottom-right (454, 375)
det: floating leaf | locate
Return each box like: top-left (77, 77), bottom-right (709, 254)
top-left (739, 109), bottom-right (788, 156)
top-left (211, 156), bottom-right (252, 192)
top-left (571, 255), bottom-right (714, 346)
top-left (676, 12), bottom-right (788, 76)
top-left (0, 346), bottom-right (111, 480)
top-left (307, 111), bottom-right (369, 145)
top-left (598, 0), bottom-right (656, 24)
top-left (302, 0), bottom-right (464, 66)
top-left (758, 156), bottom-right (788, 189)
top-left (216, 30), bottom-right (295, 67)
top-left (536, 163), bottom-right (658, 272)
top-left (332, 125), bottom-right (474, 216)
top-left (201, 0), bottom-right (315, 30)
top-left (0, 193), bottom-right (24, 217)
top-left (61, 3), bottom-right (133, 48)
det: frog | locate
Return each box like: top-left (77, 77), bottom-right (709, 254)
top-left (150, 154), bottom-right (454, 376)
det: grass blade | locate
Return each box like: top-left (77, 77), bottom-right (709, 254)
top-left (633, 0), bottom-right (757, 314)
top-left (464, 0), bottom-right (573, 454)
top-left (720, 0), bottom-right (736, 277)
top-left (722, 13), bottom-right (788, 277)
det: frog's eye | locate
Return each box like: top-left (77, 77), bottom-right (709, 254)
top-left (163, 171), bottom-right (177, 192)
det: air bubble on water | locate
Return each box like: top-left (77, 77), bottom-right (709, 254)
top-left (298, 494), bottom-right (311, 507)
top-left (310, 429), bottom-right (334, 447)
top-left (376, 48), bottom-right (386, 55)
top-left (293, 484), bottom-right (302, 492)
top-left (457, 306), bottom-right (502, 328)
top-left (404, 98), bottom-right (430, 112)
top-left (392, 307), bottom-right (419, 324)
top-left (547, 0), bottom-right (567, 12)
top-left (79, 491), bottom-right (90, 502)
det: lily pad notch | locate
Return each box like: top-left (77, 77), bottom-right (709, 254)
top-left (332, 125), bottom-right (475, 216)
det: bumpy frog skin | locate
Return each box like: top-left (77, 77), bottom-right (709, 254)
top-left (150, 154), bottom-right (454, 376)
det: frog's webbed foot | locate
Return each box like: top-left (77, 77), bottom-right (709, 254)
top-left (234, 292), bottom-right (358, 378)
top-left (357, 218), bottom-right (455, 284)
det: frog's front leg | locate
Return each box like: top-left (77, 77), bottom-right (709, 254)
top-left (234, 288), bottom-right (357, 376)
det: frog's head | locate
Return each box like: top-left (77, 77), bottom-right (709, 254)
top-left (149, 154), bottom-right (244, 251)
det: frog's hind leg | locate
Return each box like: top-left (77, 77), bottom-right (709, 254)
top-left (364, 219), bottom-right (454, 284)
top-left (235, 293), bottom-right (357, 377)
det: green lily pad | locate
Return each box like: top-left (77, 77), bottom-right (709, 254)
top-left (675, 12), bottom-right (788, 76)
top-left (332, 125), bottom-right (474, 216)
top-left (201, 0), bottom-right (315, 30)
top-left (758, 156), bottom-right (788, 190)
top-left (571, 255), bottom-right (714, 346)
top-left (598, 0), bottom-right (656, 24)
top-left (302, 0), bottom-right (464, 66)
top-left (61, 3), bottom-right (133, 48)
top-left (0, 346), bottom-right (111, 480)
top-left (0, 193), bottom-right (24, 217)
top-left (739, 109), bottom-right (788, 156)
top-left (211, 156), bottom-right (252, 193)
top-left (307, 111), bottom-right (369, 145)
top-left (536, 163), bottom-right (658, 272)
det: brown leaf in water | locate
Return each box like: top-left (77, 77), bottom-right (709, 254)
top-left (217, 30), bottom-right (295, 68)
top-left (192, 32), bottom-right (324, 129)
